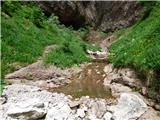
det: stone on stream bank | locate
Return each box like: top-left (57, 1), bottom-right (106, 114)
top-left (1, 84), bottom-right (158, 120)
top-left (4, 60), bottom-right (81, 90)
top-left (3, 52), bottom-right (160, 120)
top-left (108, 93), bottom-right (148, 120)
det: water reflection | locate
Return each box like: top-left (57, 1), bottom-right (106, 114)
top-left (51, 62), bottom-right (113, 99)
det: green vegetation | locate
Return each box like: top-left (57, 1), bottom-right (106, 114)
top-left (2, 1), bottom-right (160, 100)
top-left (1, 1), bottom-right (97, 88)
top-left (109, 3), bottom-right (160, 93)
top-left (44, 39), bottom-right (89, 68)
top-left (132, 86), bottom-right (141, 92)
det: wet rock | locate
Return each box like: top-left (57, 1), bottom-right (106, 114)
top-left (108, 93), bottom-right (148, 120)
top-left (6, 99), bottom-right (46, 120)
top-left (45, 102), bottom-right (71, 120)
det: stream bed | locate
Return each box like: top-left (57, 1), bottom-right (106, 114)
top-left (50, 61), bottom-right (113, 99)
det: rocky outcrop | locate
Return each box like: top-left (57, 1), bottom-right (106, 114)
top-left (0, 84), bottom-right (72, 120)
top-left (1, 84), bottom-right (156, 120)
top-left (37, 1), bottom-right (143, 31)
top-left (138, 107), bottom-right (160, 120)
top-left (2, 43), bottom-right (159, 119)
top-left (5, 60), bottom-right (71, 89)
top-left (102, 64), bottom-right (143, 96)
top-left (45, 102), bottom-right (71, 120)
top-left (108, 93), bottom-right (148, 120)
top-left (6, 99), bottom-right (46, 120)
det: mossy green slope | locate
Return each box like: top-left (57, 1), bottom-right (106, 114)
top-left (1, 2), bottom-right (97, 83)
top-left (109, 3), bottom-right (160, 93)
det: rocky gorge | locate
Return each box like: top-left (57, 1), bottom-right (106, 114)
top-left (1, 61), bottom-right (160, 120)
top-left (1, 34), bottom-right (160, 119)
top-left (1, 1), bottom-right (160, 120)
top-left (37, 1), bottom-right (143, 31)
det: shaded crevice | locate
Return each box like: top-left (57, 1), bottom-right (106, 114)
top-left (37, 1), bottom-right (143, 31)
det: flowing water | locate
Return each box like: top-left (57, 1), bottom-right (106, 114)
top-left (51, 60), bottom-right (113, 99)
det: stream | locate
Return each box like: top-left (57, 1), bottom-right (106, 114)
top-left (1, 48), bottom-right (160, 120)
top-left (51, 61), bottom-right (113, 99)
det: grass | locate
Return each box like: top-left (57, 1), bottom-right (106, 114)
top-left (44, 33), bottom-right (86, 67)
top-left (1, 2), bottom-right (98, 91)
top-left (109, 3), bottom-right (160, 93)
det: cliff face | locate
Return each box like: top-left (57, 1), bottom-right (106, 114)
top-left (37, 1), bottom-right (143, 32)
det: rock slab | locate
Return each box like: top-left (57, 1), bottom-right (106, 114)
top-left (108, 93), bottom-right (148, 120)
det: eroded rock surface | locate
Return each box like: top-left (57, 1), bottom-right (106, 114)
top-left (0, 84), bottom-right (152, 120)
top-left (0, 84), bottom-right (71, 120)
top-left (138, 107), bottom-right (160, 120)
top-left (5, 60), bottom-right (69, 81)
top-left (4, 60), bottom-right (76, 90)
top-left (108, 93), bottom-right (148, 120)
top-left (3, 41), bottom-right (159, 120)
top-left (6, 99), bottom-right (46, 120)
top-left (37, 1), bottom-right (143, 31)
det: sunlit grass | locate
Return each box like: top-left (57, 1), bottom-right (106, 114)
top-left (109, 3), bottom-right (160, 93)
top-left (1, 1), bottom-right (98, 80)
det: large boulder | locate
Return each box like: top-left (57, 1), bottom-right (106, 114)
top-left (45, 102), bottom-right (71, 120)
top-left (0, 84), bottom-right (71, 120)
top-left (37, 1), bottom-right (143, 31)
top-left (6, 99), bottom-right (46, 120)
top-left (0, 85), bottom-right (151, 120)
top-left (108, 93), bottom-right (148, 120)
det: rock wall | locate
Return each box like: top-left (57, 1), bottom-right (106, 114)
top-left (37, 1), bottom-right (143, 31)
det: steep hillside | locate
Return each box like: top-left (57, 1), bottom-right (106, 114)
top-left (1, 1), bottom-right (160, 101)
top-left (1, 2), bottom-right (160, 119)
top-left (1, 2), bottom-right (97, 88)
top-left (109, 2), bottom-right (160, 98)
